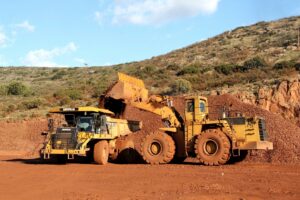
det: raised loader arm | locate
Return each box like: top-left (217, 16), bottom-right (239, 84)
top-left (100, 73), bottom-right (182, 128)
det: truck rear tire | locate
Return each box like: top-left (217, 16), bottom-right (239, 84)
top-left (194, 129), bottom-right (230, 166)
top-left (141, 131), bottom-right (175, 165)
top-left (94, 140), bottom-right (109, 165)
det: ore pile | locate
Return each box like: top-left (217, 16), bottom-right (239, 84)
top-left (120, 94), bottom-right (299, 164)
top-left (208, 94), bottom-right (300, 164)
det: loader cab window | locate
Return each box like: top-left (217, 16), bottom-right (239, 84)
top-left (187, 101), bottom-right (194, 112)
top-left (77, 116), bottom-right (94, 132)
top-left (199, 102), bottom-right (206, 113)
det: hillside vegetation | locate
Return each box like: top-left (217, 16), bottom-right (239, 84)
top-left (0, 16), bottom-right (299, 119)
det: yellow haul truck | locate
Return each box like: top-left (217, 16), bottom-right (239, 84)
top-left (100, 73), bottom-right (273, 165)
top-left (40, 106), bottom-right (141, 164)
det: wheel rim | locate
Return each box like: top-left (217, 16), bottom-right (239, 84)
top-left (203, 139), bottom-right (218, 156)
top-left (149, 141), bottom-right (162, 156)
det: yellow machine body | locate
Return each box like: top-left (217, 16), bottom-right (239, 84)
top-left (40, 106), bottom-right (141, 159)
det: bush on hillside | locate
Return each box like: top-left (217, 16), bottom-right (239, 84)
top-left (65, 89), bottom-right (82, 100)
top-left (273, 60), bottom-right (296, 70)
top-left (243, 57), bottom-right (267, 70)
top-left (294, 63), bottom-right (300, 71)
top-left (176, 65), bottom-right (199, 76)
top-left (51, 71), bottom-right (67, 80)
top-left (170, 79), bottom-right (192, 94)
top-left (214, 64), bottom-right (235, 75)
top-left (22, 99), bottom-right (42, 109)
top-left (7, 82), bottom-right (28, 96)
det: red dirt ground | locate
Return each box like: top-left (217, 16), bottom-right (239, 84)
top-left (0, 155), bottom-right (299, 200)
top-left (0, 94), bottom-right (299, 199)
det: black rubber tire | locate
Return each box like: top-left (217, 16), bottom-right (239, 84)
top-left (141, 131), bottom-right (175, 165)
top-left (93, 140), bottom-right (109, 165)
top-left (194, 129), bottom-right (230, 166)
top-left (171, 156), bottom-right (186, 164)
top-left (229, 150), bottom-right (248, 164)
top-left (55, 155), bottom-right (68, 164)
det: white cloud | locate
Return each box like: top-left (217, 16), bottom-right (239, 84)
top-left (0, 28), bottom-right (8, 47)
top-left (95, 11), bottom-right (104, 24)
top-left (15, 21), bottom-right (35, 32)
top-left (111, 0), bottom-right (220, 25)
top-left (23, 42), bottom-right (77, 67)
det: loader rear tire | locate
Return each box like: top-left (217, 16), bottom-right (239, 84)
top-left (195, 129), bottom-right (230, 166)
top-left (141, 131), bottom-right (175, 165)
top-left (94, 140), bottom-right (109, 165)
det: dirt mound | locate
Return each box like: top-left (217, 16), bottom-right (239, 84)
top-left (120, 105), bottom-right (165, 155)
top-left (207, 94), bottom-right (300, 164)
top-left (0, 119), bottom-right (47, 156)
top-left (120, 94), bottom-right (299, 164)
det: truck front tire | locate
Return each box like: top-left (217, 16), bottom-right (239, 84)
top-left (94, 140), bottom-right (109, 165)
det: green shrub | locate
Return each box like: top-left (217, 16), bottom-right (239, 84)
top-left (295, 63), bottom-right (300, 71)
top-left (170, 79), bottom-right (192, 94)
top-left (214, 64), bottom-right (235, 75)
top-left (273, 60), bottom-right (295, 70)
top-left (59, 96), bottom-right (71, 106)
top-left (65, 89), bottom-right (82, 100)
top-left (22, 99), bottom-right (42, 109)
top-left (7, 82), bottom-right (28, 95)
top-left (54, 88), bottom-right (82, 101)
top-left (51, 71), bottom-right (67, 80)
top-left (214, 64), bottom-right (246, 75)
top-left (6, 104), bottom-right (16, 113)
top-left (166, 64), bottom-right (180, 71)
top-left (243, 57), bottom-right (267, 70)
top-left (177, 65), bottom-right (200, 76)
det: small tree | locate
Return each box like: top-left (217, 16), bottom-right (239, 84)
top-left (7, 82), bottom-right (28, 95)
top-left (243, 57), bottom-right (267, 70)
top-left (170, 79), bottom-right (192, 95)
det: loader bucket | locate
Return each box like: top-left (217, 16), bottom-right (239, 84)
top-left (105, 73), bottom-right (149, 103)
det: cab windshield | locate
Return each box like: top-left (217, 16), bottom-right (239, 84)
top-left (77, 116), bottom-right (94, 132)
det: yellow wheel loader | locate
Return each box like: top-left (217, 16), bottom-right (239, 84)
top-left (40, 106), bottom-right (141, 164)
top-left (100, 73), bottom-right (273, 166)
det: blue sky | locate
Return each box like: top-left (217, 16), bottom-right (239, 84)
top-left (0, 0), bottom-right (299, 67)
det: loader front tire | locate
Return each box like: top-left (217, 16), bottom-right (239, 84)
top-left (195, 129), bottom-right (230, 166)
top-left (141, 131), bottom-right (175, 165)
top-left (94, 140), bottom-right (109, 165)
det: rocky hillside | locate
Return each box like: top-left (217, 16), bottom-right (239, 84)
top-left (0, 16), bottom-right (299, 125)
top-left (235, 79), bottom-right (300, 126)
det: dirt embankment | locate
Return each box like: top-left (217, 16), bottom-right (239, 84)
top-left (207, 94), bottom-right (300, 164)
top-left (0, 119), bottom-right (47, 156)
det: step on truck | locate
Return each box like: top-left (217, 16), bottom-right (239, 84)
top-left (40, 106), bottom-right (141, 164)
